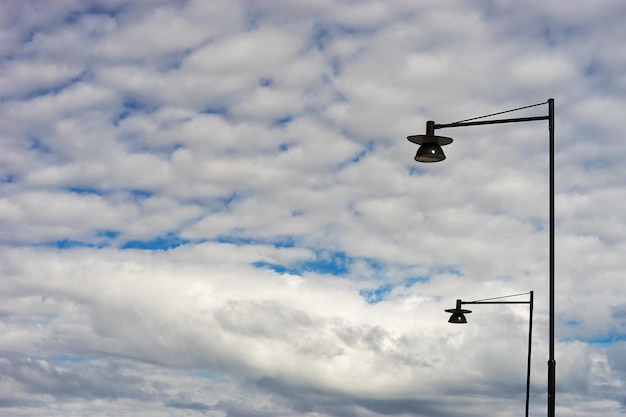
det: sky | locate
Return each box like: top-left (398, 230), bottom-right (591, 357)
top-left (1, 0), bottom-right (626, 416)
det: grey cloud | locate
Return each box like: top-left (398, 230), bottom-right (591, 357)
top-left (0, 356), bottom-right (155, 402)
top-left (2, 0), bottom-right (626, 416)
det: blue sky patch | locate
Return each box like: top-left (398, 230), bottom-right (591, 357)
top-left (338, 150), bottom-right (366, 170)
top-left (251, 250), bottom-right (350, 276)
top-left (338, 142), bottom-right (375, 169)
top-left (436, 266), bottom-right (463, 276)
top-left (215, 235), bottom-right (263, 246)
top-left (404, 276), bottom-right (430, 287)
top-left (582, 333), bottom-right (626, 347)
top-left (274, 116), bottom-right (292, 126)
top-left (313, 24), bottom-right (332, 51)
top-left (63, 5), bottom-right (121, 24)
top-left (299, 250), bottom-right (350, 275)
top-left (272, 237), bottom-right (297, 248)
top-left (18, 72), bottom-right (86, 101)
top-left (113, 99), bottom-right (159, 125)
top-left (360, 283), bottom-right (394, 304)
top-left (252, 261), bottom-right (297, 275)
top-left (43, 239), bottom-right (106, 249)
top-left (29, 137), bottom-right (54, 154)
top-left (66, 186), bottom-right (105, 196)
top-left (95, 229), bottom-right (120, 239)
top-left (201, 107), bottom-right (228, 115)
top-left (361, 258), bottom-right (385, 272)
top-left (121, 234), bottom-right (190, 250)
top-left (220, 192), bottom-right (239, 209)
top-left (585, 60), bottom-right (599, 76)
top-left (131, 189), bottom-right (153, 200)
top-left (214, 235), bottom-right (296, 248)
top-left (407, 166), bottom-right (426, 177)
top-left (350, 149), bottom-right (368, 164)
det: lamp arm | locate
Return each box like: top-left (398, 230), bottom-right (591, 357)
top-left (460, 300), bottom-right (531, 306)
top-left (433, 115), bottom-right (549, 130)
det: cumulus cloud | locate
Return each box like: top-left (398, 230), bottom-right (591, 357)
top-left (1, 0), bottom-right (626, 416)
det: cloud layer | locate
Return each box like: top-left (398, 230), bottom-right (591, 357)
top-left (2, 1), bottom-right (626, 416)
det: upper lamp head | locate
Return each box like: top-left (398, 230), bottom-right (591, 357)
top-left (407, 134), bottom-right (453, 163)
top-left (445, 307), bottom-right (472, 324)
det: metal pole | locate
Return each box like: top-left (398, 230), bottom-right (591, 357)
top-left (526, 291), bottom-right (534, 417)
top-left (548, 98), bottom-right (556, 417)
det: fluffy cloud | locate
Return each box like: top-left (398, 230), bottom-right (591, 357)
top-left (1, 1), bottom-right (626, 416)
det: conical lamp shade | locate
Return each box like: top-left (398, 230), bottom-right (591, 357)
top-left (415, 143), bottom-right (446, 162)
top-left (448, 312), bottom-right (468, 324)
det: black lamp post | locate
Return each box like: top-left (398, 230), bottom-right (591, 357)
top-left (446, 292), bottom-right (534, 417)
top-left (408, 99), bottom-right (555, 417)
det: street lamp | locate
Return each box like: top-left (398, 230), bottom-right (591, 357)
top-left (408, 99), bottom-right (555, 417)
top-left (445, 291), bottom-right (534, 417)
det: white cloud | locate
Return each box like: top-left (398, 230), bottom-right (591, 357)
top-left (1, 1), bottom-right (626, 416)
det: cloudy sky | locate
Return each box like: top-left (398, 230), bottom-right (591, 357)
top-left (2, 0), bottom-right (626, 416)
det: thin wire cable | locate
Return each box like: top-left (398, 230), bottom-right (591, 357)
top-left (470, 292), bottom-right (531, 303)
top-left (448, 101), bottom-right (548, 125)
